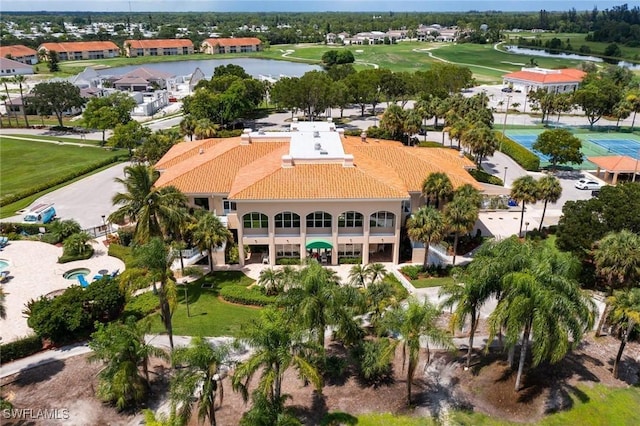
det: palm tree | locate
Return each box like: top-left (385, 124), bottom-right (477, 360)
top-left (536, 175), bottom-right (562, 231)
top-left (232, 307), bottom-right (322, 411)
top-left (383, 297), bottom-right (453, 405)
top-left (195, 118), bottom-right (219, 140)
top-left (348, 264), bottom-right (368, 288)
top-left (488, 245), bottom-right (596, 391)
top-left (510, 175), bottom-right (539, 238)
top-left (364, 280), bottom-right (397, 332)
top-left (192, 211), bottom-right (233, 273)
top-left (406, 206), bottom-right (445, 270)
top-left (593, 230), bottom-right (640, 335)
top-left (607, 288), bottom-right (640, 379)
top-left (422, 172), bottom-right (453, 209)
top-left (180, 114), bottom-right (197, 141)
top-left (109, 164), bottom-right (188, 244)
top-left (444, 198), bottom-right (479, 266)
top-left (12, 75), bottom-right (29, 127)
top-left (0, 287), bottom-right (6, 319)
top-left (258, 267), bottom-right (284, 296)
top-left (453, 183), bottom-right (482, 209)
top-left (132, 238), bottom-right (178, 350)
top-left (365, 263), bottom-right (387, 286)
top-left (171, 337), bottom-right (232, 426)
top-left (1, 77), bottom-right (16, 127)
top-left (49, 219), bottom-right (82, 242)
top-left (89, 317), bottom-right (168, 410)
top-left (461, 122), bottom-right (498, 167)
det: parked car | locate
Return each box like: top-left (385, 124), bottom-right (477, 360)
top-left (575, 178), bottom-right (601, 190)
top-left (501, 87), bottom-right (513, 93)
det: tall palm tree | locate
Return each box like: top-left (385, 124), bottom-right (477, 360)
top-left (383, 297), bottom-right (453, 405)
top-left (171, 337), bottom-right (232, 426)
top-left (593, 230), bottom-right (640, 335)
top-left (1, 77), bottom-right (16, 127)
top-left (109, 164), bottom-right (188, 244)
top-left (461, 122), bottom-right (498, 167)
top-left (536, 175), bottom-right (562, 231)
top-left (89, 317), bottom-right (168, 410)
top-left (258, 267), bottom-right (284, 296)
top-left (365, 263), bottom-right (387, 286)
top-left (443, 198), bottom-right (479, 266)
top-left (180, 114), bottom-right (197, 141)
top-left (510, 175), bottom-right (539, 238)
top-left (607, 288), bottom-right (640, 379)
top-left (132, 238), bottom-right (178, 350)
top-left (406, 206), bottom-right (445, 270)
top-left (348, 264), bottom-right (368, 288)
top-left (422, 172), bottom-right (453, 209)
top-left (453, 183), bottom-right (483, 209)
top-left (232, 307), bottom-right (322, 411)
top-left (488, 245), bottom-right (596, 391)
top-left (192, 211), bottom-right (233, 273)
top-left (12, 75), bottom-right (29, 127)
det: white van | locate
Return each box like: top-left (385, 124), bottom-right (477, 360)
top-left (23, 203), bottom-right (57, 224)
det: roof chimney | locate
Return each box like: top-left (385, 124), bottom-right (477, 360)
top-left (281, 155), bottom-right (294, 168)
top-left (199, 148), bottom-right (204, 154)
top-left (343, 154), bottom-right (354, 167)
top-left (361, 131), bottom-right (367, 143)
top-left (240, 133), bottom-right (251, 145)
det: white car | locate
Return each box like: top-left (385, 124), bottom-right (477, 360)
top-left (575, 178), bottom-right (601, 190)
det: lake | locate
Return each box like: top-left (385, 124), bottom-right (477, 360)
top-left (505, 46), bottom-right (640, 70)
top-left (96, 58), bottom-right (321, 79)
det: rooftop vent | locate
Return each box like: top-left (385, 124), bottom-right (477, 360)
top-left (258, 129), bottom-right (265, 135)
top-left (314, 142), bottom-right (322, 150)
top-left (199, 148), bottom-right (204, 155)
top-left (313, 131), bottom-right (320, 138)
top-left (320, 150), bottom-right (328, 155)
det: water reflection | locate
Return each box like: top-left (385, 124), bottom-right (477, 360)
top-left (505, 46), bottom-right (640, 70)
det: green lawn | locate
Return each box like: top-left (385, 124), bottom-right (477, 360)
top-left (0, 138), bottom-right (120, 200)
top-left (148, 270), bottom-right (263, 337)
top-left (411, 276), bottom-right (455, 288)
top-left (0, 134), bottom-right (103, 146)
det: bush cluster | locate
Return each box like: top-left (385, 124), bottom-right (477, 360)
top-left (399, 265), bottom-right (422, 280)
top-left (276, 258), bottom-right (302, 265)
top-left (0, 335), bottom-right (43, 363)
top-left (496, 133), bottom-right (540, 171)
top-left (107, 244), bottom-right (134, 266)
top-left (0, 156), bottom-right (124, 207)
top-left (417, 141), bottom-right (444, 148)
top-left (338, 257), bottom-right (362, 264)
top-left (58, 246), bottom-right (94, 263)
top-left (121, 291), bottom-right (159, 320)
top-left (219, 285), bottom-right (276, 306)
top-left (0, 222), bottom-right (49, 236)
top-left (400, 264), bottom-right (453, 280)
top-left (383, 274), bottom-right (409, 301)
top-left (468, 169), bottom-right (504, 186)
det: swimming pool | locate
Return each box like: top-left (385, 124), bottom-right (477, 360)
top-left (62, 268), bottom-right (90, 280)
top-left (0, 259), bottom-right (9, 271)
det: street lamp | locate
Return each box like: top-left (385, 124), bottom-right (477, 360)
top-left (101, 215), bottom-right (107, 235)
top-left (179, 279), bottom-right (191, 318)
top-left (524, 222), bottom-right (530, 239)
top-left (503, 166), bottom-right (508, 187)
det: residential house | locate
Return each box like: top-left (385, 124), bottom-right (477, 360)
top-left (0, 44), bottom-right (39, 64)
top-left (201, 37), bottom-right (262, 54)
top-left (502, 67), bottom-right (586, 93)
top-left (105, 67), bottom-right (176, 92)
top-left (38, 41), bottom-right (120, 61)
top-left (124, 39), bottom-right (194, 57)
top-left (0, 57), bottom-right (34, 76)
top-left (154, 121), bottom-right (480, 266)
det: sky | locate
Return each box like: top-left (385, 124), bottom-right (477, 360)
top-left (3, 1), bottom-right (629, 13)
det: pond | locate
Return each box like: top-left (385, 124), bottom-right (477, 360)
top-left (96, 58), bottom-right (322, 79)
top-left (505, 46), bottom-right (640, 70)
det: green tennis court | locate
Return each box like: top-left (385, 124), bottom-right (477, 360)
top-left (505, 130), bottom-right (640, 170)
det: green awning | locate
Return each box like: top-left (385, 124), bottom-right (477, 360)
top-left (306, 239), bottom-right (333, 250)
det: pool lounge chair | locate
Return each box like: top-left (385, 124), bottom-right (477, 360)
top-left (0, 271), bottom-right (9, 283)
top-left (110, 269), bottom-right (120, 278)
top-left (77, 275), bottom-right (90, 288)
top-left (0, 236), bottom-right (8, 247)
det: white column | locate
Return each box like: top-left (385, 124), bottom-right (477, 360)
top-left (268, 215), bottom-right (276, 266)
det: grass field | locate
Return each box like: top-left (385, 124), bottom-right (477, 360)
top-left (410, 276), bottom-right (455, 288)
top-left (0, 137), bottom-right (120, 200)
top-left (148, 270), bottom-right (263, 337)
top-left (0, 134), bottom-right (104, 146)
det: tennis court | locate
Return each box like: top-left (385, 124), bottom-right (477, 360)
top-left (505, 130), bottom-right (640, 170)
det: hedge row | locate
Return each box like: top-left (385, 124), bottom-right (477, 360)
top-left (0, 222), bottom-right (50, 236)
top-left (417, 141), bottom-right (444, 148)
top-left (0, 335), bottom-right (43, 363)
top-left (339, 257), bottom-right (362, 264)
top-left (219, 285), bottom-right (276, 307)
top-left (0, 155), bottom-right (124, 207)
top-left (496, 133), bottom-right (540, 171)
top-left (58, 247), bottom-right (94, 264)
top-left (108, 244), bottom-right (134, 266)
top-left (468, 169), bottom-right (504, 186)
top-left (276, 258), bottom-right (301, 265)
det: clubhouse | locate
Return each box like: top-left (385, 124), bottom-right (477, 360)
top-left (155, 122), bottom-right (479, 266)
top-left (201, 37), bottom-right (262, 54)
top-left (502, 67), bottom-right (586, 93)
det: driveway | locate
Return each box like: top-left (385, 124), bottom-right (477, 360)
top-left (3, 162), bottom-right (130, 229)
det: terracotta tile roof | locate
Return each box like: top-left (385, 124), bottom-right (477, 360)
top-left (155, 137), bottom-right (232, 169)
top-left (125, 39), bottom-right (193, 49)
top-left (503, 68), bottom-right (586, 84)
top-left (230, 164), bottom-right (409, 200)
top-left (203, 37), bottom-right (262, 47)
top-left (38, 41), bottom-right (119, 52)
top-left (0, 44), bottom-right (38, 57)
top-left (155, 139), bottom-right (288, 194)
top-left (588, 155), bottom-right (640, 172)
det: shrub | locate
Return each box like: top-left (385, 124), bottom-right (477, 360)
top-left (122, 291), bottom-right (159, 319)
top-left (61, 232), bottom-right (92, 257)
top-left (322, 355), bottom-right (348, 381)
top-left (338, 257), bottom-right (362, 264)
top-left (219, 285), bottom-right (276, 306)
top-left (468, 169), bottom-right (504, 186)
top-left (115, 226), bottom-right (135, 247)
top-left (58, 246), bottom-right (94, 263)
top-left (417, 141), bottom-right (444, 148)
top-left (353, 338), bottom-right (395, 383)
top-left (0, 335), bottom-right (42, 363)
top-left (107, 244), bottom-right (133, 266)
top-left (400, 265), bottom-right (422, 280)
top-left (383, 274), bottom-right (409, 301)
top-left (276, 257), bottom-right (301, 265)
top-left (363, 126), bottom-right (394, 140)
top-left (0, 222), bottom-right (49, 236)
top-left (496, 133), bottom-right (540, 171)
top-left (0, 156), bottom-right (125, 206)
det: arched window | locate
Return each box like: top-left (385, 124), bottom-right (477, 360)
top-left (275, 212), bottom-right (300, 228)
top-left (370, 211), bottom-right (395, 228)
top-left (338, 211), bottom-right (363, 227)
top-left (243, 212), bottom-right (268, 228)
top-left (306, 211), bottom-right (332, 228)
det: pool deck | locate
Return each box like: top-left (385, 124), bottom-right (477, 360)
top-left (0, 239), bottom-right (125, 343)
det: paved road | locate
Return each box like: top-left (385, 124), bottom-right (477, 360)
top-left (2, 162), bottom-right (130, 229)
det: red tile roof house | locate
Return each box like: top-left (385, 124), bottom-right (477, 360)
top-left (38, 41), bottom-right (120, 61)
top-left (0, 44), bottom-right (39, 65)
top-left (201, 37), bottom-right (262, 54)
top-left (124, 39), bottom-right (194, 57)
top-left (502, 67), bottom-right (586, 94)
